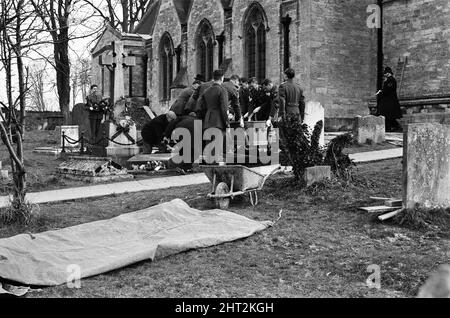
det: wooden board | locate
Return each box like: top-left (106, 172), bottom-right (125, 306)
top-left (384, 199), bottom-right (403, 207)
top-left (359, 206), bottom-right (399, 213)
top-left (378, 209), bottom-right (402, 221)
top-left (370, 196), bottom-right (395, 201)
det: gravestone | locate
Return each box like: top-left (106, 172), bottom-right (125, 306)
top-left (71, 103), bottom-right (91, 141)
top-left (353, 115), bottom-right (385, 144)
top-left (303, 101), bottom-right (325, 147)
top-left (0, 161), bottom-right (8, 181)
top-left (57, 156), bottom-right (133, 183)
top-left (303, 166), bottom-right (331, 187)
top-left (403, 123), bottom-right (450, 209)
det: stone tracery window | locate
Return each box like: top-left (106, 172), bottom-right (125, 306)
top-left (160, 32), bottom-right (174, 101)
top-left (197, 20), bottom-right (215, 81)
top-left (244, 3), bottom-right (267, 83)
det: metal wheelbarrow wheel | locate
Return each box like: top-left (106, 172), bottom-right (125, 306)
top-left (215, 182), bottom-right (231, 209)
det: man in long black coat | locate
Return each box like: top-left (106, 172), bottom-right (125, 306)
top-left (376, 67), bottom-right (403, 132)
top-left (199, 70), bottom-right (229, 131)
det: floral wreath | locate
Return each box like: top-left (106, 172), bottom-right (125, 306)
top-left (111, 97), bottom-right (135, 134)
top-left (86, 97), bottom-right (113, 113)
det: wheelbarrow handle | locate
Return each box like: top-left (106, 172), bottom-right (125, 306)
top-left (260, 165), bottom-right (282, 189)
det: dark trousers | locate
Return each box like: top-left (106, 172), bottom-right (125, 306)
top-left (385, 118), bottom-right (401, 132)
top-left (89, 114), bottom-right (103, 142)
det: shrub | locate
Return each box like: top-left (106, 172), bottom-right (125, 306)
top-left (323, 133), bottom-right (356, 181)
top-left (278, 114), bottom-right (355, 182)
top-left (278, 114), bottom-right (324, 180)
top-left (0, 196), bottom-right (40, 226)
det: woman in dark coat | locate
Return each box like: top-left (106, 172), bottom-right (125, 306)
top-left (376, 67), bottom-right (403, 132)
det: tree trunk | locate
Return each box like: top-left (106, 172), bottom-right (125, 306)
top-left (55, 41), bottom-right (71, 124)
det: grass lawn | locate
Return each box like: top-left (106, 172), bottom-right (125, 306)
top-left (1, 157), bottom-right (449, 298)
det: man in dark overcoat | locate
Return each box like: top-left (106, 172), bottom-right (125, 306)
top-left (277, 68), bottom-right (305, 124)
top-left (222, 74), bottom-right (244, 128)
top-left (86, 84), bottom-right (105, 142)
top-left (376, 67), bottom-right (403, 132)
top-left (170, 80), bottom-right (201, 116)
top-left (199, 70), bottom-right (229, 131)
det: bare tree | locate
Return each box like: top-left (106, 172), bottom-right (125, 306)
top-left (29, 0), bottom-right (101, 123)
top-left (71, 57), bottom-right (91, 105)
top-left (84, 0), bottom-right (153, 33)
top-left (29, 0), bottom-right (73, 124)
top-left (0, 0), bottom-right (32, 212)
top-left (27, 64), bottom-right (49, 111)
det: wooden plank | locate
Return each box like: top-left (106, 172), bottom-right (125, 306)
top-left (384, 199), bottom-right (403, 207)
top-left (143, 106), bottom-right (155, 119)
top-left (359, 206), bottom-right (398, 213)
top-left (378, 209), bottom-right (402, 221)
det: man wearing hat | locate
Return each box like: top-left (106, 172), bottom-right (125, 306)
top-left (376, 67), bottom-right (403, 132)
top-left (274, 68), bottom-right (305, 126)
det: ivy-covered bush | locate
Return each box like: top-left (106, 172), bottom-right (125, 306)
top-left (278, 114), bottom-right (324, 180)
top-left (278, 113), bottom-right (355, 182)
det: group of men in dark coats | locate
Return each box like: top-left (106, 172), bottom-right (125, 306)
top-left (140, 67), bottom-right (306, 166)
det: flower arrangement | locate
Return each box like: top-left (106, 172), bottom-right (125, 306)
top-left (86, 97), bottom-right (112, 114)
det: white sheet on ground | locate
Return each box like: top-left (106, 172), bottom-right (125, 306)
top-left (0, 199), bottom-right (272, 286)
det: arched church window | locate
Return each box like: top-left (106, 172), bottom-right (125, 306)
top-left (160, 33), bottom-right (174, 101)
top-left (197, 20), bottom-right (215, 81)
top-left (244, 3), bottom-right (267, 83)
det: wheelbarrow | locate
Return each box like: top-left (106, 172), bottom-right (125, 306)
top-left (200, 164), bottom-right (281, 209)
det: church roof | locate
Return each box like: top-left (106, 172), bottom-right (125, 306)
top-left (133, 0), bottom-right (161, 35)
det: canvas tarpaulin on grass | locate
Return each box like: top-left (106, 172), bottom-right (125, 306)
top-left (0, 199), bottom-right (272, 286)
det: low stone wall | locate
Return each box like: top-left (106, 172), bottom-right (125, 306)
top-left (324, 117), bottom-right (354, 132)
top-left (25, 111), bottom-right (64, 131)
top-left (401, 112), bottom-right (450, 126)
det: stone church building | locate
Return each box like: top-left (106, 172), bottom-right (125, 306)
top-left (91, 0), bottom-right (450, 130)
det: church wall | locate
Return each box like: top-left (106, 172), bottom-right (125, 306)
top-left (137, 0), bottom-right (378, 127)
top-left (186, 0), bottom-right (224, 82)
top-left (232, 0), bottom-right (282, 82)
top-left (150, 0), bottom-right (182, 115)
top-left (383, 0), bottom-right (450, 99)
top-left (307, 0), bottom-right (376, 122)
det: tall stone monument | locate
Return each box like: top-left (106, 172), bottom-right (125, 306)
top-left (105, 98), bottom-right (140, 160)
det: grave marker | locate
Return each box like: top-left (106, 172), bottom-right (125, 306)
top-left (403, 123), bottom-right (450, 209)
top-left (353, 115), bottom-right (385, 144)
